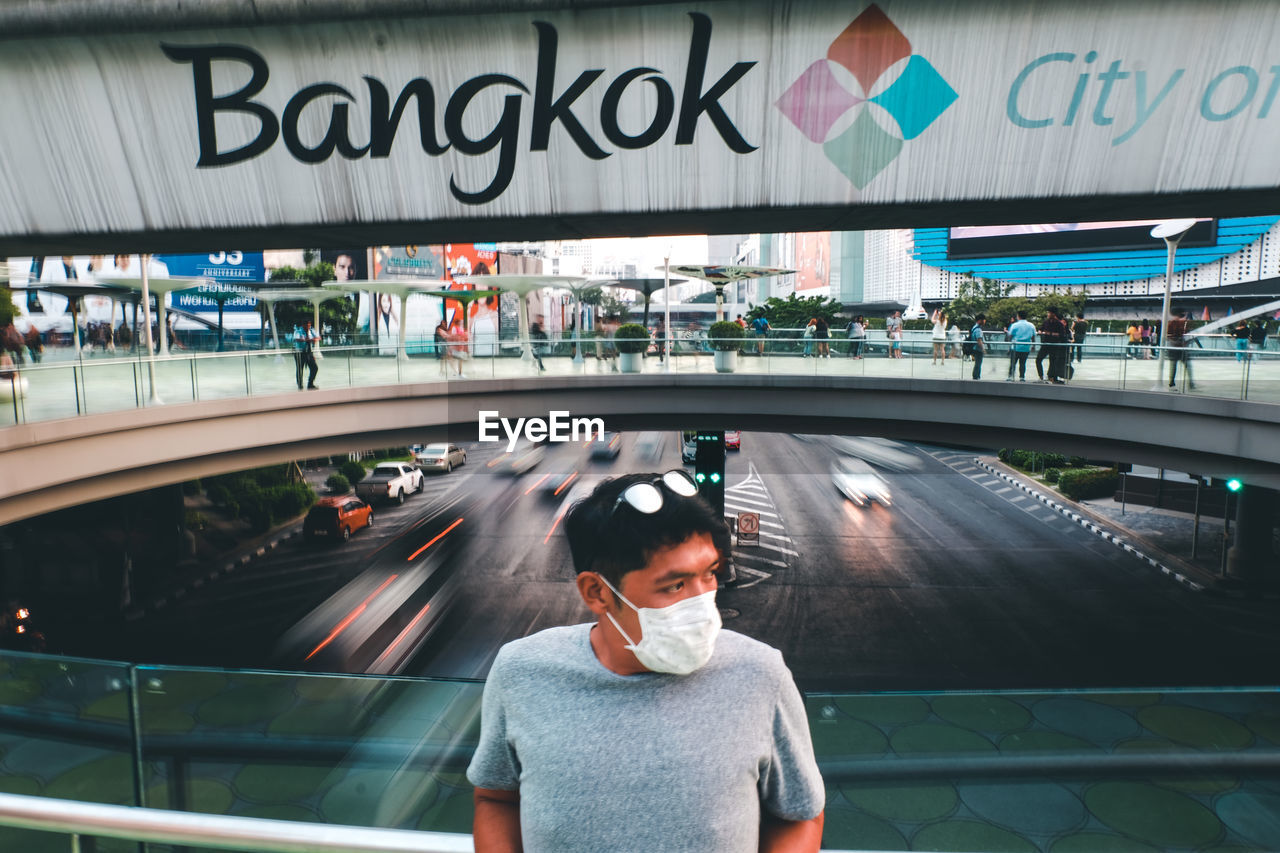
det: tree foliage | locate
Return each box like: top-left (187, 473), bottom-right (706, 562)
top-left (745, 293), bottom-right (843, 329)
top-left (947, 274), bottom-right (1087, 329)
top-left (596, 294), bottom-right (631, 323)
top-left (266, 262), bottom-right (357, 336)
top-left (945, 274), bottom-right (1016, 324)
top-left (0, 289), bottom-right (16, 327)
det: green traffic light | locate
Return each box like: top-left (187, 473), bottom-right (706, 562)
top-left (695, 473), bottom-right (706, 482)
top-left (710, 473), bottom-right (721, 483)
top-left (1226, 478), bottom-right (1244, 492)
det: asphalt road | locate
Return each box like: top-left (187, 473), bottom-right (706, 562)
top-left (114, 432), bottom-right (1280, 692)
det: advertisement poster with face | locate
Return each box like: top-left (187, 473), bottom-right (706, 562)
top-left (8, 255), bottom-right (170, 333)
top-left (369, 246), bottom-right (448, 353)
top-left (442, 243), bottom-right (499, 355)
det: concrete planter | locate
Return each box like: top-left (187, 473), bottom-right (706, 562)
top-left (714, 349), bottom-right (738, 373)
top-left (619, 352), bottom-right (643, 373)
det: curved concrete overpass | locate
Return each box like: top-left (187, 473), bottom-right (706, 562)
top-left (3, 375), bottom-right (1279, 525)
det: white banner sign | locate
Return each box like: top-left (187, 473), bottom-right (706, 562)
top-left (1, 0), bottom-right (1278, 246)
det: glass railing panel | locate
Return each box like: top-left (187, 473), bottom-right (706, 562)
top-left (0, 649), bottom-right (139, 852)
top-left (1244, 351), bottom-right (1280, 404)
top-left (135, 666), bottom-right (482, 843)
top-left (80, 358), bottom-right (147, 415)
top-left (1, 335), bottom-right (1277, 428)
top-left (808, 688), bottom-right (1280, 853)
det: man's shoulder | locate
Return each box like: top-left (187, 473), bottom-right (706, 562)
top-left (711, 629), bottom-right (789, 680)
top-left (493, 624), bottom-right (591, 673)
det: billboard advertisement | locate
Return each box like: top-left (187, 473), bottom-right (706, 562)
top-left (793, 232), bottom-right (830, 293)
top-left (157, 251), bottom-right (266, 330)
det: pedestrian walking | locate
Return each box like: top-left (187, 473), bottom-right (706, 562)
top-left (1167, 307), bottom-right (1195, 389)
top-left (886, 311), bottom-right (903, 358)
top-left (530, 317), bottom-right (548, 371)
top-left (751, 314), bottom-right (770, 355)
top-left (1071, 313), bottom-right (1088, 365)
top-left (946, 320), bottom-right (962, 359)
top-left (293, 321), bottom-right (319, 389)
top-left (1232, 320), bottom-right (1250, 362)
top-left (1006, 311), bottom-right (1035, 381)
top-left (802, 318), bottom-right (816, 357)
top-left (1035, 309), bottom-right (1069, 383)
top-left (846, 316), bottom-right (866, 358)
top-left (931, 312), bottom-right (947, 364)
top-left (814, 316), bottom-right (830, 357)
top-left (1249, 319), bottom-right (1268, 360)
top-left (969, 314), bottom-right (986, 379)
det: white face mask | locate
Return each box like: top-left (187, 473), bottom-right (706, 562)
top-left (598, 576), bottom-right (721, 675)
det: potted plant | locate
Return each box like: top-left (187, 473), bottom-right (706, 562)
top-left (709, 321), bottom-right (744, 373)
top-left (614, 323), bottom-right (650, 373)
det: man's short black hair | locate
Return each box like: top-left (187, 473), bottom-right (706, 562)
top-left (565, 473), bottom-right (732, 588)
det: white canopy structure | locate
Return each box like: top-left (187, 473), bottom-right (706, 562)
top-left (455, 275), bottom-right (586, 364)
top-left (659, 265), bottom-right (796, 321)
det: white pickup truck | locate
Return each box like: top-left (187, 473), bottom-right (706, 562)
top-left (354, 462), bottom-right (424, 505)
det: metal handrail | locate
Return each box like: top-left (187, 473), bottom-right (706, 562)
top-left (0, 792), bottom-right (474, 853)
top-left (0, 793), bottom-right (877, 853)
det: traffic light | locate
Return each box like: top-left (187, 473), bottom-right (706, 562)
top-left (693, 431), bottom-right (726, 515)
top-left (1226, 478), bottom-right (1244, 493)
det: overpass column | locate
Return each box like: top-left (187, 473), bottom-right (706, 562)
top-left (1225, 485), bottom-right (1279, 584)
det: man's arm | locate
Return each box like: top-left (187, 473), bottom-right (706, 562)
top-left (473, 787), bottom-right (521, 853)
top-left (760, 811), bottom-right (824, 853)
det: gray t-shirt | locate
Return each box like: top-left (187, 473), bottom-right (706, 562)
top-left (467, 623), bottom-right (824, 853)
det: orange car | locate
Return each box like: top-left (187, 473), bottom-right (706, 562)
top-left (304, 496), bottom-right (373, 542)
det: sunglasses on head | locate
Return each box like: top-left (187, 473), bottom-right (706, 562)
top-left (610, 470), bottom-right (700, 517)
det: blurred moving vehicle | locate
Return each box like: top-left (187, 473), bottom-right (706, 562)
top-left (493, 439), bottom-right (546, 476)
top-left (304, 496), bottom-right (373, 542)
top-left (831, 457), bottom-right (892, 507)
top-left (275, 505), bottom-right (469, 674)
top-left (536, 470), bottom-right (580, 499)
top-left (725, 430), bottom-right (741, 451)
top-left (415, 443), bottom-right (467, 473)
top-left (830, 436), bottom-right (924, 472)
top-left (634, 432), bottom-right (665, 463)
top-left (355, 462), bottom-right (424, 504)
top-left (590, 432), bottom-right (622, 460)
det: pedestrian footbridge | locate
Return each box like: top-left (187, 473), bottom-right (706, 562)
top-left (2, 343), bottom-right (1279, 525)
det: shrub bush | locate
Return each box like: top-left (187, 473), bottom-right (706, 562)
top-left (183, 510), bottom-right (207, 530)
top-left (326, 473), bottom-right (351, 494)
top-left (206, 484), bottom-right (232, 506)
top-left (614, 323), bottom-right (651, 354)
top-left (1068, 456), bottom-right (1087, 468)
top-left (340, 460), bottom-right (367, 484)
top-left (1044, 468), bottom-right (1061, 484)
top-left (1057, 467), bottom-right (1120, 501)
top-left (1007, 449), bottom-right (1032, 469)
top-left (997, 448), bottom-right (1010, 463)
top-left (1039, 452), bottom-right (1068, 469)
top-left (269, 482), bottom-right (315, 520)
top-left (708, 321), bottom-right (745, 351)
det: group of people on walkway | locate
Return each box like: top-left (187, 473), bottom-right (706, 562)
top-left (1231, 318), bottom-right (1269, 362)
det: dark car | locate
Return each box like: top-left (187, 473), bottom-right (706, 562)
top-left (304, 496), bottom-right (373, 542)
top-left (590, 432), bottom-right (622, 460)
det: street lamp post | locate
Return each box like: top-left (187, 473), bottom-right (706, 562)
top-left (1150, 219), bottom-right (1199, 390)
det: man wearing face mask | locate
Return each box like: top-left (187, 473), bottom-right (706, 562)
top-left (467, 471), bottom-right (825, 853)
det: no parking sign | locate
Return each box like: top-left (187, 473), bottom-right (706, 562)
top-left (737, 511), bottom-right (759, 546)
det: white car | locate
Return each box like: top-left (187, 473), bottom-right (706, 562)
top-left (831, 458), bottom-right (892, 507)
top-left (493, 440), bottom-right (546, 476)
top-left (415, 442), bottom-right (467, 473)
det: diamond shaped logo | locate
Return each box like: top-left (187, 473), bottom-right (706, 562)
top-left (776, 4), bottom-right (957, 188)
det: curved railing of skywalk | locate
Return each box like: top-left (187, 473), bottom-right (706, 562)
top-left (1, 332), bottom-right (1277, 428)
top-left (1, 646), bottom-right (1279, 851)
